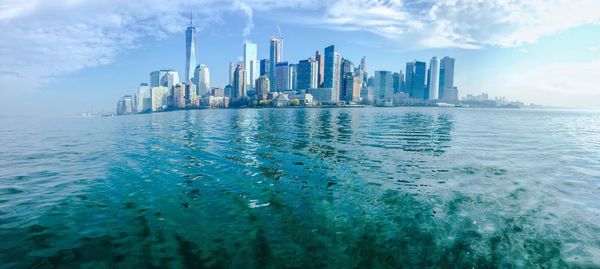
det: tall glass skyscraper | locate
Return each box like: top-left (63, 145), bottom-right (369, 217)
top-left (243, 42), bottom-right (258, 88)
top-left (323, 45), bottom-right (341, 101)
top-left (185, 18), bottom-right (199, 83)
top-left (439, 56), bottom-right (455, 100)
top-left (428, 57), bottom-right (440, 100)
top-left (269, 38), bottom-right (282, 92)
top-left (413, 61), bottom-right (427, 99)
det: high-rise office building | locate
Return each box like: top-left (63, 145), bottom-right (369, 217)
top-left (297, 58), bottom-right (318, 90)
top-left (137, 83), bottom-right (151, 113)
top-left (275, 62), bottom-right (289, 91)
top-left (260, 59), bottom-right (270, 77)
top-left (323, 45), bottom-right (341, 102)
top-left (243, 42), bottom-right (258, 88)
top-left (315, 50), bottom-right (324, 87)
top-left (151, 86), bottom-right (169, 112)
top-left (160, 70), bottom-right (179, 89)
top-left (428, 57), bottom-right (440, 100)
top-left (229, 62), bottom-right (235, 86)
top-left (255, 75), bottom-right (270, 100)
top-left (116, 95), bottom-right (133, 115)
top-left (185, 18), bottom-right (198, 82)
top-left (392, 72), bottom-right (401, 93)
top-left (150, 70), bottom-right (167, 87)
top-left (413, 61), bottom-right (427, 99)
top-left (439, 56), bottom-right (455, 100)
top-left (405, 62), bottom-right (414, 96)
top-left (232, 64), bottom-right (246, 99)
top-left (269, 38), bottom-right (282, 92)
top-left (193, 65), bottom-right (201, 87)
top-left (374, 71), bottom-right (393, 101)
top-left (289, 64), bottom-right (298, 91)
top-left (185, 82), bottom-right (197, 106)
top-left (192, 64), bottom-right (210, 96)
top-left (405, 61), bottom-right (426, 99)
top-left (340, 58), bottom-right (354, 99)
top-left (343, 72), bottom-right (362, 103)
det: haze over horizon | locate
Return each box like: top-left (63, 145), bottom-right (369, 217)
top-left (1, 0), bottom-right (600, 116)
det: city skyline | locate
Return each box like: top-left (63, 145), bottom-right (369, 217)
top-left (1, 1), bottom-right (600, 115)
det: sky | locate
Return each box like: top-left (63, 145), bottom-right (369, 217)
top-left (1, 0), bottom-right (600, 116)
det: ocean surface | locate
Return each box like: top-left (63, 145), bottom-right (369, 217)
top-left (0, 107), bottom-right (599, 268)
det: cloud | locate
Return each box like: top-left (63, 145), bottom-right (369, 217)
top-left (310, 0), bottom-right (600, 49)
top-left (0, 0), bottom-right (599, 98)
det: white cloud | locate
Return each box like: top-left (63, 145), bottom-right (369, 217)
top-left (0, 0), bottom-right (599, 102)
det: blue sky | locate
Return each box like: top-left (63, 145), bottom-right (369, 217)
top-left (1, 0), bottom-right (599, 115)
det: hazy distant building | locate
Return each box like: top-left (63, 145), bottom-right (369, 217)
top-left (229, 62), bottom-right (235, 85)
top-left (224, 85), bottom-right (233, 99)
top-left (244, 42), bottom-right (258, 89)
top-left (233, 64), bottom-right (246, 99)
top-left (439, 56), bottom-right (456, 100)
top-left (185, 20), bottom-right (198, 82)
top-left (269, 38), bottom-right (282, 92)
top-left (255, 75), bottom-right (270, 100)
top-left (137, 83), bottom-right (151, 113)
top-left (116, 95), bottom-right (133, 115)
top-left (374, 71), bottom-right (393, 101)
top-left (275, 62), bottom-right (289, 91)
top-left (260, 59), bottom-right (270, 77)
top-left (428, 57), bottom-right (440, 100)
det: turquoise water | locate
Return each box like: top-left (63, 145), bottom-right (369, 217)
top-left (1, 107), bottom-right (599, 268)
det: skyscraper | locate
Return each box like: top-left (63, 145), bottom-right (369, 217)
top-left (315, 50), bottom-right (324, 87)
top-left (374, 71), bottom-right (393, 101)
top-left (275, 62), bottom-right (289, 91)
top-left (428, 57), bottom-right (440, 100)
top-left (297, 58), bottom-right (318, 90)
top-left (405, 61), bottom-right (426, 99)
top-left (228, 62), bottom-right (234, 86)
top-left (413, 61), bottom-right (427, 99)
top-left (392, 72), bottom-right (401, 93)
top-left (233, 64), bottom-right (246, 99)
top-left (150, 70), bottom-right (167, 87)
top-left (243, 42), bottom-right (258, 89)
top-left (160, 70), bottom-right (179, 89)
top-left (137, 83), bottom-right (151, 113)
top-left (289, 64), bottom-right (298, 91)
top-left (194, 64), bottom-right (210, 96)
top-left (255, 75), bottom-right (270, 100)
top-left (439, 56), bottom-right (455, 100)
top-left (405, 62), bottom-right (414, 96)
top-left (340, 58), bottom-right (354, 99)
top-left (260, 59), bottom-right (270, 77)
top-left (323, 45), bottom-right (341, 102)
top-left (269, 38), bottom-right (282, 92)
top-left (185, 16), bottom-right (198, 83)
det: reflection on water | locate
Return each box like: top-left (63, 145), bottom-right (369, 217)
top-left (0, 108), bottom-right (599, 268)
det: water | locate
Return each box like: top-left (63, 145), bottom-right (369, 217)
top-left (1, 107), bottom-right (599, 268)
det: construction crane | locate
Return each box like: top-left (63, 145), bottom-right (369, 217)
top-left (276, 24), bottom-right (284, 60)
